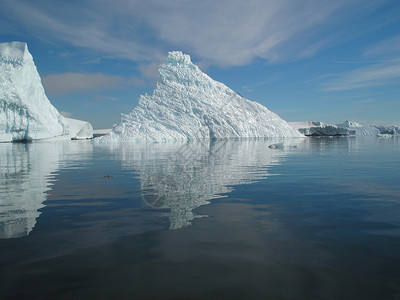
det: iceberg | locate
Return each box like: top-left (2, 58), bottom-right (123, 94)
top-left (93, 128), bottom-right (112, 138)
top-left (290, 120), bottom-right (399, 137)
top-left (289, 121), bottom-right (354, 136)
top-left (336, 120), bottom-right (380, 136)
top-left (0, 42), bottom-right (69, 142)
top-left (65, 117), bottom-right (93, 140)
top-left (375, 125), bottom-right (400, 135)
top-left (99, 51), bottom-right (302, 142)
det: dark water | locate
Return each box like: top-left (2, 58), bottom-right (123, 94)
top-left (0, 137), bottom-right (399, 299)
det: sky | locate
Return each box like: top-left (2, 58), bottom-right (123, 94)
top-left (0, 0), bottom-right (399, 129)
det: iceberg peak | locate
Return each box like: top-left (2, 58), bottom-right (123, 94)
top-left (99, 51), bottom-right (303, 142)
top-left (338, 120), bottom-right (363, 128)
top-left (166, 51), bottom-right (193, 65)
top-left (0, 41), bottom-right (29, 66)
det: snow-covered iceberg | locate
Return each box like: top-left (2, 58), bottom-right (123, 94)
top-left (289, 121), bottom-right (354, 136)
top-left (99, 51), bottom-right (302, 142)
top-left (375, 125), bottom-right (400, 135)
top-left (290, 120), bottom-right (399, 137)
top-left (65, 117), bottom-right (93, 140)
top-left (0, 42), bottom-right (69, 142)
top-left (336, 121), bottom-right (380, 136)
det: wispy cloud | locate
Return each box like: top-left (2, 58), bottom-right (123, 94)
top-left (59, 111), bottom-right (72, 118)
top-left (321, 35), bottom-right (400, 92)
top-left (42, 72), bottom-right (145, 95)
top-left (0, 0), bottom-right (165, 62)
top-left (93, 95), bottom-right (119, 102)
top-left (0, 0), bottom-right (389, 67)
top-left (138, 62), bottom-right (160, 79)
top-left (363, 35), bottom-right (400, 58)
top-left (321, 61), bottom-right (400, 91)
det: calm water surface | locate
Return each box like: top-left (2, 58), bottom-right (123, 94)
top-left (0, 137), bottom-right (399, 299)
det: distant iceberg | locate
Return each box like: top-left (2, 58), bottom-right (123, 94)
top-left (0, 42), bottom-right (69, 142)
top-left (290, 120), bottom-right (400, 136)
top-left (336, 120), bottom-right (380, 136)
top-left (99, 51), bottom-right (302, 142)
top-left (93, 128), bottom-right (112, 138)
top-left (65, 117), bottom-right (93, 140)
top-left (375, 125), bottom-right (400, 135)
top-left (289, 121), bottom-right (354, 136)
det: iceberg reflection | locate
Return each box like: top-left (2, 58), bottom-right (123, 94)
top-left (0, 138), bottom-right (301, 238)
top-left (0, 142), bottom-right (65, 238)
top-left (106, 139), bottom-right (299, 229)
top-left (0, 141), bottom-right (95, 238)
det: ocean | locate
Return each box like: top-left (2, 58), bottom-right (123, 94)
top-left (1, 136), bottom-right (399, 299)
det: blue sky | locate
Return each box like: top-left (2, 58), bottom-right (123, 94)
top-left (1, 0), bottom-right (399, 129)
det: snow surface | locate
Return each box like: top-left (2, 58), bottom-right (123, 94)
top-left (0, 42), bottom-right (69, 142)
top-left (99, 51), bottom-right (302, 142)
top-left (289, 121), bottom-right (354, 136)
top-left (65, 117), bottom-right (93, 140)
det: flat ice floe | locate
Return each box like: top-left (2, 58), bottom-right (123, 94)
top-left (99, 51), bottom-right (303, 142)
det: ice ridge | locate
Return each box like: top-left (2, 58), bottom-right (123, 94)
top-left (99, 51), bottom-right (303, 142)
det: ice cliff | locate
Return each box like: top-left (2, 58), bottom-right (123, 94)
top-left (0, 42), bottom-right (69, 142)
top-left (99, 51), bottom-right (302, 142)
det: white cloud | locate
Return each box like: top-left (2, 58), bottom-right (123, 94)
top-left (42, 72), bottom-right (143, 95)
top-left (0, 0), bottom-right (389, 67)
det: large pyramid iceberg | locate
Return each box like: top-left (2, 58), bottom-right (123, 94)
top-left (0, 42), bottom-right (69, 142)
top-left (100, 51), bottom-right (302, 142)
